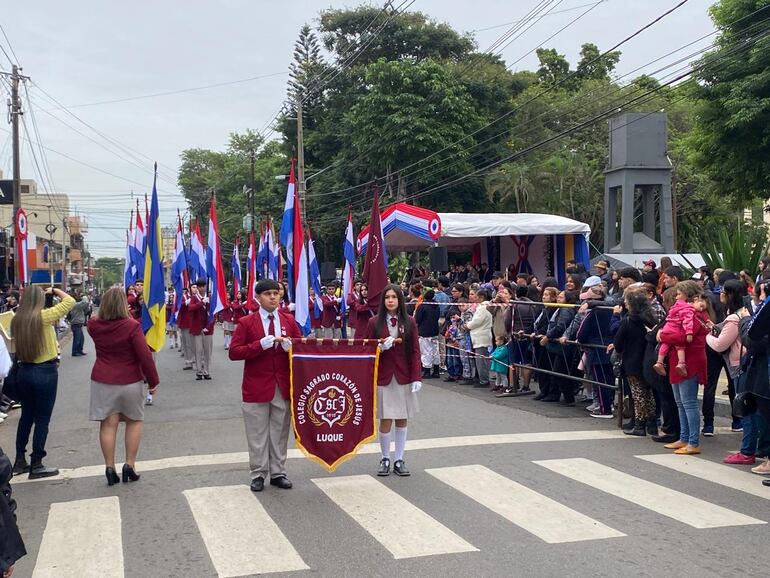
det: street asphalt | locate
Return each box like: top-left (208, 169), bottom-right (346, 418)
top-left (0, 329), bottom-right (767, 578)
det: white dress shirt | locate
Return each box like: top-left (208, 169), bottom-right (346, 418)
top-left (259, 307), bottom-right (282, 338)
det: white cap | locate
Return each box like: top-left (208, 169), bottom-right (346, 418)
top-left (583, 275), bottom-right (603, 288)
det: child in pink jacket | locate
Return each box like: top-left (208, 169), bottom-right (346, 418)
top-left (654, 281), bottom-right (708, 377)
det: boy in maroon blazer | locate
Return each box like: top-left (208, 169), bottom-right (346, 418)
top-left (229, 279), bottom-right (301, 492)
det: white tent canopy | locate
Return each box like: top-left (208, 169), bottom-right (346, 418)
top-left (386, 212), bottom-right (591, 250)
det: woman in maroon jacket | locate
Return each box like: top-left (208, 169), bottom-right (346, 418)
top-left (87, 288), bottom-right (159, 485)
top-left (363, 284), bottom-right (422, 477)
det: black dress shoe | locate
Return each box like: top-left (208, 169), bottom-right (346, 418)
top-left (534, 393), bottom-right (546, 400)
top-left (28, 463), bottom-right (59, 479)
top-left (250, 477), bottom-right (265, 492)
top-left (122, 463), bottom-right (140, 483)
top-left (12, 458), bottom-right (29, 476)
top-left (196, 374), bottom-right (203, 381)
top-left (652, 433), bottom-right (679, 443)
top-left (106, 467), bottom-right (120, 486)
top-left (393, 460), bottom-right (410, 477)
top-left (203, 375), bottom-right (212, 380)
top-left (377, 457), bottom-right (391, 476)
top-left (762, 479), bottom-right (770, 487)
top-left (270, 476), bottom-right (293, 489)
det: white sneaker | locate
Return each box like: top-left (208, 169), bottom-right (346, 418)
top-left (0, 412), bottom-right (7, 419)
top-left (145, 395), bottom-right (153, 406)
top-left (586, 402), bottom-right (599, 412)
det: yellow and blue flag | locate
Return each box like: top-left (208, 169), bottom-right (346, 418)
top-left (142, 165), bottom-right (166, 351)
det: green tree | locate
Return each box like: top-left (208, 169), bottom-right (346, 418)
top-left (688, 0), bottom-right (770, 203)
top-left (94, 257), bottom-right (123, 289)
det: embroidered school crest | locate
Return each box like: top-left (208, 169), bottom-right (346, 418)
top-left (290, 341), bottom-right (380, 471)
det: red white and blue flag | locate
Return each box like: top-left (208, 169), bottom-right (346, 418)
top-left (232, 237), bottom-right (242, 296)
top-left (171, 214), bottom-right (188, 324)
top-left (190, 221), bottom-right (207, 282)
top-left (279, 160), bottom-right (297, 299)
top-left (130, 205), bottom-right (145, 280)
top-left (246, 231), bottom-right (256, 309)
top-left (341, 209), bottom-right (355, 317)
top-left (207, 195), bottom-right (228, 323)
top-left (292, 184), bottom-right (310, 335)
top-left (307, 226), bottom-right (323, 319)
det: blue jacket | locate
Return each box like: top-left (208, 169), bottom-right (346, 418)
top-left (576, 306), bottom-right (614, 367)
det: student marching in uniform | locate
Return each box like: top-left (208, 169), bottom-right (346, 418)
top-left (177, 288), bottom-right (194, 369)
top-left (363, 284), bottom-right (422, 477)
top-left (165, 286), bottom-right (178, 349)
top-left (321, 283), bottom-right (342, 338)
top-left (187, 280), bottom-right (211, 381)
top-left (221, 298), bottom-right (234, 350)
top-left (229, 279), bottom-right (301, 492)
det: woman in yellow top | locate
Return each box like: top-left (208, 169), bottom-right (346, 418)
top-left (11, 286), bottom-right (75, 479)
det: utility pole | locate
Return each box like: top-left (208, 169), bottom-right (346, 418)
top-left (250, 150), bottom-right (256, 236)
top-left (296, 96), bottom-right (306, 224)
top-left (9, 65), bottom-right (24, 285)
top-left (61, 217), bottom-right (68, 290)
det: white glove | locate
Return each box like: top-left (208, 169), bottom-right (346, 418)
top-left (411, 381), bottom-right (422, 393)
top-left (380, 336), bottom-right (395, 351)
top-left (280, 338), bottom-right (291, 352)
top-left (203, 328), bottom-right (209, 334)
top-left (203, 297), bottom-right (210, 304)
top-left (288, 303), bottom-right (296, 312)
top-left (260, 335), bottom-right (276, 350)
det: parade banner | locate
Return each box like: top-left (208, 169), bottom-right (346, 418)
top-left (290, 341), bottom-right (379, 472)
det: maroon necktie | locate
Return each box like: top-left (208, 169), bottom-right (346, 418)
top-left (390, 317), bottom-right (397, 328)
top-left (268, 314), bottom-right (275, 336)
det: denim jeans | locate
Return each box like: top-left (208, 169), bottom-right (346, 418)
top-left (71, 323), bottom-right (84, 355)
top-left (15, 362), bottom-right (59, 463)
top-left (740, 414), bottom-right (760, 456)
top-left (672, 376), bottom-right (700, 447)
top-left (446, 347), bottom-right (462, 377)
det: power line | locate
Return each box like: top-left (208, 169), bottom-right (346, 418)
top-left (306, 20), bottom-right (769, 227)
top-left (0, 23), bottom-right (19, 65)
top-left (56, 71), bottom-right (288, 110)
top-left (309, 0), bottom-right (694, 209)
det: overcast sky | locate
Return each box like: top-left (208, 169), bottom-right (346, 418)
top-left (1, 0), bottom-right (716, 258)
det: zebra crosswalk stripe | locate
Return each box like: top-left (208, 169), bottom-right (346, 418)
top-left (534, 457), bottom-right (765, 529)
top-left (312, 474), bottom-right (478, 559)
top-left (183, 485), bottom-right (309, 576)
top-left (33, 497), bottom-right (124, 578)
top-left (427, 464), bottom-right (625, 543)
top-left (637, 453), bottom-right (770, 500)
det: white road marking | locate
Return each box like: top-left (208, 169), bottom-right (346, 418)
top-left (13, 430), bottom-right (628, 484)
top-left (427, 464), bottom-right (625, 543)
top-left (33, 497), bottom-right (123, 578)
top-left (535, 458), bottom-right (765, 529)
top-left (637, 453), bottom-right (770, 500)
top-left (183, 485), bottom-right (308, 577)
top-left (312, 474), bottom-right (477, 559)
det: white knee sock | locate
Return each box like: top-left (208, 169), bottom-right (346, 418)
top-left (379, 431), bottom-right (391, 459)
top-left (394, 426), bottom-right (408, 461)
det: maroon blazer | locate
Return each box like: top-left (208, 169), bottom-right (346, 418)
top-left (187, 295), bottom-right (208, 336)
top-left (352, 300), bottom-right (376, 334)
top-left (362, 316), bottom-right (421, 386)
top-left (228, 309), bottom-right (301, 403)
top-left (87, 317), bottom-right (160, 387)
top-left (321, 295), bottom-right (341, 328)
